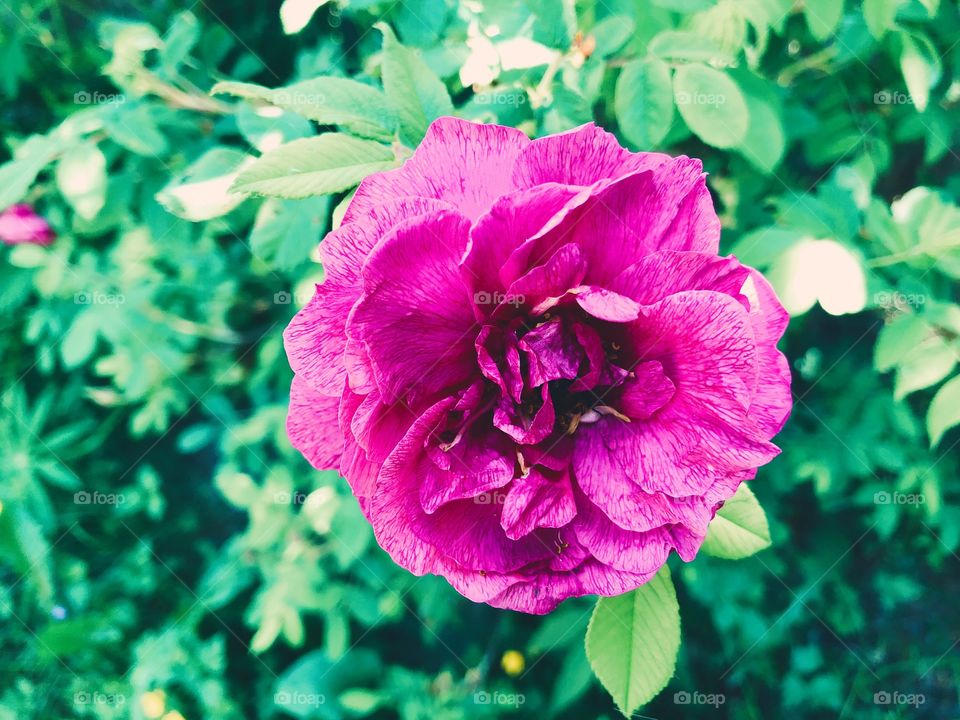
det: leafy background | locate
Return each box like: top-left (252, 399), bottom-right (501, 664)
top-left (2, 0), bottom-right (959, 717)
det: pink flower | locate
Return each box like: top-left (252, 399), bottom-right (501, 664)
top-left (0, 204), bottom-right (56, 246)
top-left (285, 118), bottom-right (791, 613)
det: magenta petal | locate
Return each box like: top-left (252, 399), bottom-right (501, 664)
top-left (476, 326), bottom-right (524, 404)
top-left (741, 271), bottom-right (793, 436)
top-left (512, 123), bottom-right (670, 189)
top-left (503, 242), bottom-right (586, 312)
top-left (572, 419), bottom-right (708, 532)
top-left (619, 361), bottom-right (676, 420)
top-left (493, 384), bottom-right (556, 445)
top-left (501, 467), bottom-right (576, 540)
top-left (372, 399), bottom-right (553, 575)
top-left (419, 426), bottom-right (515, 514)
top-left (0, 204), bottom-right (55, 246)
top-left (285, 198), bottom-right (449, 396)
top-left (572, 286), bottom-right (642, 322)
top-left (519, 318), bottom-right (583, 387)
top-left (609, 250), bottom-right (748, 305)
top-left (287, 375), bottom-right (343, 470)
top-left (346, 117), bottom-right (528, 224)
top-left (464, 183), bottom-right (586, 309)
top-left (351, 211), bottom-right (478, 405)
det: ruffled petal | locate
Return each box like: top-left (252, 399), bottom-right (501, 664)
top-left (287, 375), bottom-right (343, 470)
top-left (351, 211), bottom-right (478, 405)
top-left (500, 467), bottom-right (576, 540)
top-left (345, 117), bottom-right (529, 223)
top-left (512, 123), bottom-right (670, 188)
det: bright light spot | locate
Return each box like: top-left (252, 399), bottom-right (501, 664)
top-left (279, 0), bottom-right (330, 35)
top-left (768, 239), bottom-right (867, 316)
top-left (141, 690), bottom-right (166, 719)
top-left (501, 649), bottom-right (525, 676)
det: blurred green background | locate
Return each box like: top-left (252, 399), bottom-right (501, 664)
top-left (1, 0), bottom-right (959, 718)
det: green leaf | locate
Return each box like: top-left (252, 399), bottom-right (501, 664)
top-left (212, 77), bottom-right (397, 140)
top-left (874, 314), bottom-right (930, 372)
top-left (157, 147), bottom-right (252, 221)
top-left (648, 30), bottom-right (734, 64)
top-left (900, 32), bottom-right (940, 113)
top-left (673, 64), bottom-right (748, 149)
top-left (377, 23), bottom-right (453, 146)
top-left (231, 134), bottom-right (397, 199)
top-left (0, 135), bottom-right (60, 210)
top-left (928, 375), bottom-right (960, 447)
top-left (615, 57), bottom-right (674, 149)
top-left (733, 73), bottom-right (785, 173)
top-left (863, 0), bottom-right (898, 39)
top-left (585, 566), bottom-right (680, 717)
top-left (274, 648), bottom-right (381, 719)
top-left (161, 10), bottom-right (199, 70)
top-left (803, 0), bottom-right (844, 41)
top-left (55, 141), bottom-right (107, 220)
top-left (701, 483), bottom-right (772, 559)
top-left (893, 337), bottom-right (956, 400)
top-left (591, 15), bottom-right (636, 58)
top-left (249, 196), bottom-right (330, 270)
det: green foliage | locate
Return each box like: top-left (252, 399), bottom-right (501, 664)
top-left (2, 0), bottom-right (960, 718)
top-left (585, 567), bottom-right (681, 716)
top-left (701, 483), bottom-right (772, 560)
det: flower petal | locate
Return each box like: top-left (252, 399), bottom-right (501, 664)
top-left (287, 375), bottom-right (343, 470)
top-left (351, 211), bottom-right (478, 405)
top-left (346, 117), bottom-right (529, 223)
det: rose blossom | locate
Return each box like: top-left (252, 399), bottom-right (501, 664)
top-left (0, 204), bottom-right (56, 246)
top-left (284, 118), bottom-right (791, 613)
